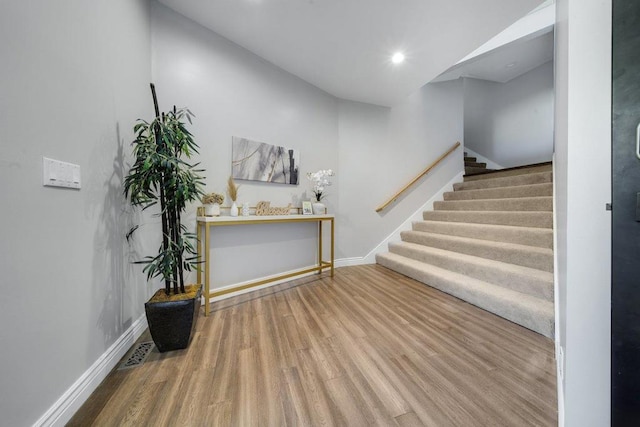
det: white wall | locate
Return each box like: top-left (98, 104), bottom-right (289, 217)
top-left (465, 60), bottom-right (554, 167)
top-left (151, 3), bottom-right (340, 287)
top-left (554, 0), bottom-right (612, 425)
top-left (338, 80), bottom-right (464, 259)
top-left (0, 1), bottom-right (152, 425)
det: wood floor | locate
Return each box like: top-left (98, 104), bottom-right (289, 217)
top-left (69, 265), bottom-right (557, 426)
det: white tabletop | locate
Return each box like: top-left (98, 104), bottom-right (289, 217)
top-left (197, 214), bottom-right (334, 223)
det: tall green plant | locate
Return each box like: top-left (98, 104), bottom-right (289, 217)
top-left (124, 84), bottom-right (205, 296)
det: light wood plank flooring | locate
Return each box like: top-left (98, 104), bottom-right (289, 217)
top-left (69, 265), bottom-right (557, 426)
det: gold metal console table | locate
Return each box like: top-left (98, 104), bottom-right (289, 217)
top-left (196, 214), bottom-right (335, 316)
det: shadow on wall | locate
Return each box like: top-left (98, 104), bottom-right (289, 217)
top-left (88, 123), bottom-right (147, 355)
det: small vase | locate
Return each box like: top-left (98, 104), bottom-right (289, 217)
top-left (312, 202), bottom-right (326, 215)
top-left (230, 201), bottom-right (238, 217)
top-left (242, 202), bottom-right (250, 216)
top-left (204, 203), bottom-right (220, 216)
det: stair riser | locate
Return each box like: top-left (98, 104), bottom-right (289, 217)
top-left (465, 162), bottom-right (487, 168)
top-left (434, 197), bottom-right (552, 212)
top-left (465, 166), bottom-right (489, 174)
top-left (413, 221), bottom-right (553, 249)
top-left (376, 254), bottom-right (554, 338)
top-left (443, 183), bottom-right (552, 201)
top-left (389, 243), bottom-right (553, 301)
top-left (464, 164), bottom-right (552, 181)
top-left (422, 211), bottom-right (553, 228)
top-left (401, 231), bottom-right (554, 272)
top-left (454, 172), bottom-right (552, 191)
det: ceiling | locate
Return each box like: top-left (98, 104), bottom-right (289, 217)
top-left (158, 0), bottom-right (545, 107)
top-left (433, 29), bottom-right (554, 84)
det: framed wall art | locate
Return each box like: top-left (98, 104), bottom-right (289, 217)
top-left (232, 136), bottom-right (299, 185)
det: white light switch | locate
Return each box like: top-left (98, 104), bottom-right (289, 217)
top-left (43, 157), bottom-right (81, 189)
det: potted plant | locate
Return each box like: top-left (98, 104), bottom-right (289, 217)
top-left (124, 83), bottom-right (205, 352)
top-left (202, 192), bottom-right (224, 216)
top-left (307, 169), bottom-right (335, 214)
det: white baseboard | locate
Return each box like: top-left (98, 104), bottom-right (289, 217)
top-left (34, 314), bottom-right (148, 427)
top-left (334, 257), bottom-right (368, 267)
top-left (206, 266), bottom-right (328, 301)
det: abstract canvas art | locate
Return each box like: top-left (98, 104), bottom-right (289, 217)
top-left (232, 137), bottom-right (300, 185)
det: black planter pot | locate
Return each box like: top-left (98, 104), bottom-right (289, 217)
top-left (145, 285), bottom-right (202, 353)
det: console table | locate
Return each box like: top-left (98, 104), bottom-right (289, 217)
top-left (196, 214), bottom-right (335, 316)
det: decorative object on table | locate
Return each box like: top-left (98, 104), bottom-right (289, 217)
top-left (255, 200), bottom-right (292, 216)
top-left (307, 169), bottom-right (335, 214)
top-left (227, 176), bottom-right (239, 217)
top-left (124, 83), bottom-right (204, 352)
top-left (232, 136), bottom-right (300, 185)
top-left (242, 202), bottom-right (250, 216)
top-left (302, 201), bottom-right (313, 215)
top-left (202, 192), bottom-right (223, 216)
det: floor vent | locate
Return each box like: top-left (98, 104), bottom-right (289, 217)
top-left (119, 341), bottom-right (154, 370)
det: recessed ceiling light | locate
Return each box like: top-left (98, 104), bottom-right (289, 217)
top-left (391, 52), bottom-right (405, 64)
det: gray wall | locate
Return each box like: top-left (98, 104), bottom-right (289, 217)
top-left (464, 61), bottom-right (554, 167)
top-left (554, 0), bottom-right (611, 425)
top-left (0, 0), bottom-right (152, 425)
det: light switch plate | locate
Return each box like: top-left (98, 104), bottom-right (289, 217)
top-left (43, 157), bottom-right (81, 189)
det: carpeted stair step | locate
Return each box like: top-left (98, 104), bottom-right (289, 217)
top-left (465, 161), bottom-right (487, 168)
top-left (388, 242), bottom-right (553, 301)
top-left (412, 220), bottom-right (553, 249)
top-left (464, 156), bottom-right (477, 162)
top-left (454, 171), bottom-right (552, 191)
top-left (464, 163), bottom-right (552, 181)
top-left (422, 210), bottom-right (552, 228)
top-left (401, 230), bottom-right (553, 272)
top-left (443, 182), bottom-right (552, 201)
top-left (376, 252), bottom-right (554, 337)
top-left (434, 196), bottom-right (552, 212)
top-left (465, 166), bottom-right (493, 174)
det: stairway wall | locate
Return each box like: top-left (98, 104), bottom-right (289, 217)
top-left (464, 61), bottom-right (554, 168)
top-left (337, 80), bottom-right (464, 259)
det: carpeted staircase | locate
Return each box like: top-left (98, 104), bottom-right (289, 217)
top-left (376, 161), bottom-right (554, 338)
top-left (464, 153), bottom-right (492, 175)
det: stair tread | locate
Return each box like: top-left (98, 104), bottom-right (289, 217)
top-left (401, 230), bottom-right (553, 272)
top-left (416, 220), bottom-right (553, 236)
top-left (465, 161), bottom-right (487, 168)
top-left (440, 195), bottom-right (552, 202)
top-left (445, 182), bottom-right (553, 200)
top-left (454, 171), bottom-right (552, 191)
top-left (390, 241), bottom-right (553, 281)
top-left (434, 196), bottom-right (553, 212)
top-left (465, 166), bottom-right (492, 174)
top-left (376, 252), bottom-right (554, 337)
top-left (413, 220), bottom-right (553, 248)
top-left (402, 230), bottom-right (553, 255)
top-left (423, 210), bottom-right (553, 229)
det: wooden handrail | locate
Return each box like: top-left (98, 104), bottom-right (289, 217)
top-left (375, 141), bottom-right (461, 213)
